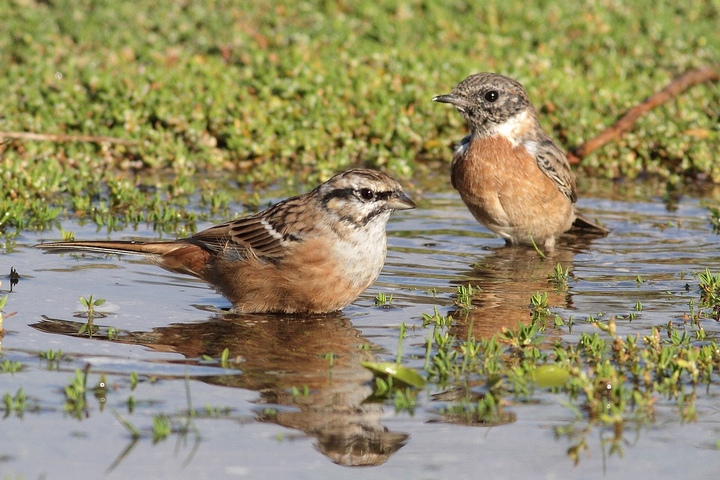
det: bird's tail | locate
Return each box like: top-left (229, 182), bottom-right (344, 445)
top-left (570, 213), bottom-right (609, 235)
top-left (35, 240), bottom-right (211, 278)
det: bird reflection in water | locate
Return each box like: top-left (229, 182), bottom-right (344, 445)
top-left (448, 238), bottom-right (586, 340)
top-left (31, 312), bottom-right (408, 467)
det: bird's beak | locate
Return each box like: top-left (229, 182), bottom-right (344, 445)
top-left (388, 191), bottom-right (416, 211)
top-left (432, 93), bottom-right (468, 108)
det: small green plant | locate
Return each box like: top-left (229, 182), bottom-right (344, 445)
top-left (529, 236), bottom-right (547, 259)
top-left (39, 349), bottom-right (63, 361)
top-left (393, 388), bottom-right (418, 414)
top-left (129, 371), bottom-right (139, 390)
top-left (323, 352), bottom-right (336, 371)
top-left (455, 284), bottom-right (479, 309)
top-left (0, 359), bottom-right (23, 373)
top-left (78, 295), bottom-right (106, 337)
top-left (107, 326), bottom-right (120, 341)
top-left (699, 269), bottom-right (720, 302)
top-left (152, 414), bottom-right (172, 443)
top-left (375, 292), bottom-right (394, 306)
top-left (421, 307), bottom-right (453, 327)
top-left (204, 405), bottom-right (232, 417)
top-left (0, 294), bottom-right (8, 329)
top-left (548, 263), bottom-right (570, 288)
top-left (64, 368), bottom-right (90, 419)
top-left (709, 206), bottom-right (720, 234)
top-left (3, 388), bottom-right (28, 417)
top-left (396, 322), bottom-right (407, 363)
top-left (698, 269), bottom-right (720, 320)
top-left (39, 349), bottom-right (64, 370)
top-left (290, 385), bottom-right (310, 398)
top-left (530, 292), bottom-right (551, 320)
top-left (220, 348), bottom-right (230, 369)
top-left (60, 228), bottom-right (76, 241)
top-left (79, 295), bottom-right (106, 317)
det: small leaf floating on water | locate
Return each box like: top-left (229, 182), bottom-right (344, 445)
top-left (361, 362), bottom-right (426, 388)
top-left (533, 364), bottom-right (571, 388)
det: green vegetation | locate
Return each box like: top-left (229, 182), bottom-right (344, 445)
top-left (64, 368), bottom-right (91, 419)
top-left (454, 284), bottom-right (479, 309)
top-left (78, 295), bottom-right (106, 337)
top-left (1, 0), bottom-right (718, 234)
top-left (355, 265), bottom-right (720, 463)
top-left (39, 349), bottom-right (65, 371)
top-left (4, 388), bottom-right (29, 417)
top-left (429, 295), bottom-right (716, 428)
top-left (0, 359), bottom-right (23, 374)
top-left (374, 292), bottom-right (394, 306)
top-left (548, 263), bottom-right (570, 289)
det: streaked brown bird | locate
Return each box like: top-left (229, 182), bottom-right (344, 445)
top-left (35, 169), bottom-right (416, 314)
top-left (433, 72), bottom-right (607, 249)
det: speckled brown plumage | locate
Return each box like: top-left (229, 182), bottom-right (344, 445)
top-left (35, 169), bottom-right (416, 314)
top-left (434, 72), bottom-right (607, 249)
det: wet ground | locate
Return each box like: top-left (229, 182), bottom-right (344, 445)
top-left (2, 179), bottom-right (720, 479)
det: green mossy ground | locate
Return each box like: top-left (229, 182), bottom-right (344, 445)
top-left (1, 0), bottom-right (718, 232)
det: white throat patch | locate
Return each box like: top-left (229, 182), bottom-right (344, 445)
top-left (491, 109), bottom-right (532, 147)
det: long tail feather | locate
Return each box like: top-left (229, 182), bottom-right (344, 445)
top-left (35, 240), bottom-right (211, 279)
top-left (570, 213), bottom-right (609, 235)
top-left (34, 240), bottom-right (180, 256)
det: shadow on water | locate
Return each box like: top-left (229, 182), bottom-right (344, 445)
top-left (30, 312), bottom-right (408, 467)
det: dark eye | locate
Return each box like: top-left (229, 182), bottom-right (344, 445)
top-left (484, 90), bottom-right (499, 102)
top-left (359, 188), bottom-right (375, 200)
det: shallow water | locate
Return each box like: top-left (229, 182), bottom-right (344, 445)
top-left (2, 180), bottom-right (720, 479)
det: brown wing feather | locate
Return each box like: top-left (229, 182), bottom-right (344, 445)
top-left (36, 195), bottom-right (308, 279)
top-left (189, 196), bottom-right (307, 260)
top-left (530, 136), bottom-right (577, 203)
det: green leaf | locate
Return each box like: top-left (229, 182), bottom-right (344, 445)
top-left (533, 364), bottom-right (571, 388)
top-left (361, 362), bottom-right (426, 388)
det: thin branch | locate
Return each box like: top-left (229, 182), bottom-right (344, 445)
top-left (568, 65), bottom-right (719, 165)
top-left (0, 131), bottom-right (137, 146)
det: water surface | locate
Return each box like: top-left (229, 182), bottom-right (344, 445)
top-left (2, 180), bottom-right (720, 479)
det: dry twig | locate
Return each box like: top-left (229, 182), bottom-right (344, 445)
top-left (568, 65), bottom-right (719, 165)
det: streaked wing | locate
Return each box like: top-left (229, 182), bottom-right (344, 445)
top-left (531, 136), bottom-right (577, 203)
top-left (190, 199), bottom-right (304, 260)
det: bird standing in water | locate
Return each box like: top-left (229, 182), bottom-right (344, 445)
top-left (36, 169), bottom-right (416, 314)
top-left (434, 72), bottom-right (606, 249)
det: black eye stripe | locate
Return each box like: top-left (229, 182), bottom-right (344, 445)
top-left (322, 188), bottom-right (393, 204)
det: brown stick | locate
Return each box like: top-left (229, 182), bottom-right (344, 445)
top-left (567, 65), bottom-right (719, 165)
top-left (0, 131), bottom-right (137, 146)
